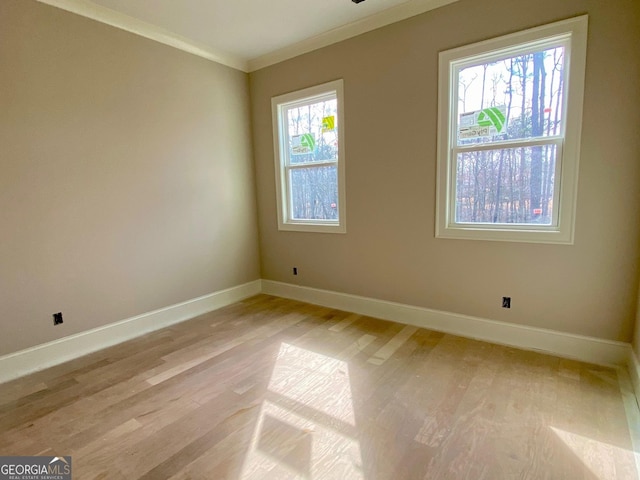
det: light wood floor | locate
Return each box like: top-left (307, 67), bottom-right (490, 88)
top-left (1, 295), bottom-right (638, 479)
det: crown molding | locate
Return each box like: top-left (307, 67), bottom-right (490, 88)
top-left (247, 0), bottom-right (460, 71)
top-left (36, 0), bottom-right (249, 72)
top-left (36, 0), bottom-right (462, 73)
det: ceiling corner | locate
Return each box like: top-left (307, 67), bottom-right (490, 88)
top-left (36, 0), bottom-right (250, 72)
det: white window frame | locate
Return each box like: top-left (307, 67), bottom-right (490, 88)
top-left (272, 80), bottom-right (346, 233)
top-left (436, 16), bottom-right (588, 244)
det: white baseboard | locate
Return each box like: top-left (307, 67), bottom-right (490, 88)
top-left (262, 280), bottom-right (631, 367)
top-left (0, 280), bottom-right (262, 384)
top-left (628, 349), bottom-right (640, 407)
top-left (1, 278), bottom-right (633, 384)
top-left (619, 355), bottom-right (640, 473)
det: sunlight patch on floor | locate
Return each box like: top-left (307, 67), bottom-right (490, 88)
top-left (240, 343), bottom-right (364, 479)
top-left (550, 426), bottom-right (639, 479)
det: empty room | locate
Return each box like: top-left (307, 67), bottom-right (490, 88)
top-left (2, 0), bottom-right (640, 478)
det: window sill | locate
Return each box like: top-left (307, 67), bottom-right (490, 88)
top-left (435, 225), bottom-right (574, 244)
top-left (278, 222), bottom-right (346, 234)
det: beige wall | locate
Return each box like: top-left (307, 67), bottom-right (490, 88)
top-left (251, 0), bottom-right (640, 341)
top-left (2, 0), bottom-right (639, 359)
top-left (0, 1), bottom-right (260, 356)
top-left (634, 274), bottom-right (640, 357)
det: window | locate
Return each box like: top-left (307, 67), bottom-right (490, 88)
top-left (272, 80), bottom-right (346, 233)
top-left (436, 16), bottom-right (588, 244)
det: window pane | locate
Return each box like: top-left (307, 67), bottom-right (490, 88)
top-left (455, 145), bottom-right (557, 225)
top-left (286, 98), bottom-right (338, 164)
top-left (457, 46), bottom-right (565, 146)
top-left (290, 166), bottom-right (339, 221)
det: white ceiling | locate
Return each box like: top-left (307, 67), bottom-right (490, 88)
top-left (38, 0), bottom-right (459, 71)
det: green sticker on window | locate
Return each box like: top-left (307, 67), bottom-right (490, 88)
top-left (477, 107), bottom-right (506, 132)
top-left (459, 106), bottom-right (507, 139)
top-left (291, 133), bottom-right (316, 155)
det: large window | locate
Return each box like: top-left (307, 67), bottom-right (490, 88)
top-left (436, 16), bottom-right (588, 244)
top-left (272, 80), bottom-right (346, 233)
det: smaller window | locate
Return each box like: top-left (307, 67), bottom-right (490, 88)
top-left (436, 16), bottom-right (588, 244)
top-left (272, 80), bottom-right (346, 233)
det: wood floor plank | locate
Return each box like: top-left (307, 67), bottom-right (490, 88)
top-left (367, 325), bottom-right (419, 366)
top-left (0, 294), bottom-right (638, 479)
top-left (328, 313), bottom-right (362, 332)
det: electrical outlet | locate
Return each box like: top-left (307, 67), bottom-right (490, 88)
top-left (53, 312), bottom-right (63, 325)
top-left (502, 297), bottom-right (511, 309)
top-left (293, 267), bottom-right (298, 275)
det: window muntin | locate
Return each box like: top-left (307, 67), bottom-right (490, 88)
top-left (272, 80), bottom-right (346, 233)
top-left (436, 17), bottom-right (588, 244)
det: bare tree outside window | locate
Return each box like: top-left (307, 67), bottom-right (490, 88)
top-left (455, 46), bottom-right (565, 225)
top-left (285, 98), bottom-right (339, 221)
top-left (437, 17), bottom-right (587, 244)
top-left (272, 79), bottom-right (346, 233)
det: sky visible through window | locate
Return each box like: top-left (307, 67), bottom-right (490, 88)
top-left (454, 46), bottom-right (566, 225)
